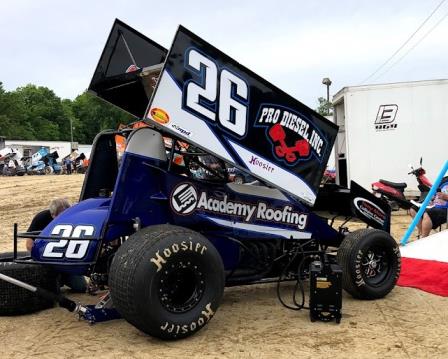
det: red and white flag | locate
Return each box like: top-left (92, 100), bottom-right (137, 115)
top-left (398, 230), bottom-right (448, 296)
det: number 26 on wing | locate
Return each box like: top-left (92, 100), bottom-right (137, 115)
top-left (182, 48), bottom-right (249, 137)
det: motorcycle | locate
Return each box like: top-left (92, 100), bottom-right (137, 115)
top-left (371, 158), bottom-right (431, 210)
top-left (322, 168), bottom-right (336, 185)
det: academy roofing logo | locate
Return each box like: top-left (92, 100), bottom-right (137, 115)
top-left (353, 197), bottom-right (386, 226)
top-left (255, 104), bottom-right (326, 165)
top-left (170, 182), bottom-right (308, 229)
top-left (171, 183), bottom-right (198, 214)
top-left (375, 104), bottom-right (398, 131)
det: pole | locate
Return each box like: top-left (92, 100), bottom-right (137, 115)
top-left (401, 160), bottom-right (448, 246)
top-left (326, 85), bottom-right (330, 103)
top-left (70, 117), bottom-right (74, 150)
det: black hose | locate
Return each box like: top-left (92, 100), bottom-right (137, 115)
top-left (276, 242), bottom-right (324, 311)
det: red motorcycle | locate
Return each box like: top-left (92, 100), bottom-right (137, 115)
top-left (371, 158), bottom-right (431, 210)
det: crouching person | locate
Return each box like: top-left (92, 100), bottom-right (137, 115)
top-left (26, 198), bottom-right (88, 293)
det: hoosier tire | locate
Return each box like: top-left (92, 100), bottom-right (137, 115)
top-left (337, 229), bottom-right (401, 300)
top-left (109, 225), bottom-right (225, 340)
top-left (0, 252), bottom-right (58, 315)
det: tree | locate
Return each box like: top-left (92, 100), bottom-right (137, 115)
top-left (71, 92), bottom-right (133, 143)
top-left (0, 82), bottom-right (34, 139)
top-left (0, 81), bottom-right (133, 143)
top-left (14, 84), bottom-right (69, 140)
top-left (316, 97), bottom-right (333, 116)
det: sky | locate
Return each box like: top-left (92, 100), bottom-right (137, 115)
top-left (0, 0), bottom-right (447, 108)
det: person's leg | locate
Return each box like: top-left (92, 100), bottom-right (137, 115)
top-left (409, 208), bottom-right (422, 236)
top-left (422, 208), bottom-right (447, 238)
top-left (421, 213), bottom-right (433, 238)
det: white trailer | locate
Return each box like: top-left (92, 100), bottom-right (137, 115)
top-left (332, 79), bottom-right (448, 195)
top-left (77, 144), bottom-right (92, 159)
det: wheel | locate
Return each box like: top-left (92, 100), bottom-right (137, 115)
top-left (336, 229), bottom-right (401, 300)
top-left (0, 252), bottom-right (59, 315)
top-left (44, 166), bottom-right (53, 175)
top-left (109, 224), bottom-right (225, 340)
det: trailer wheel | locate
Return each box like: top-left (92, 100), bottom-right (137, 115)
top-left (109, 224), bottom-right (225, 340)
top-left (337, 229), bottom-right (401, 299)
top-left (0, 252), bottom-right (58, 315)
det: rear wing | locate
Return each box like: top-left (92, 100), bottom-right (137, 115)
top-left (89, 21), bottom-right (338, 206)
top-left (314, 181), bottom-right (391, 233)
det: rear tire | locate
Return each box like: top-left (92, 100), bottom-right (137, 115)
top-left (109, 224), bottom-right (225, 340)
top-left (0, 252), bottom-right (58, 315)
top-left (337, 229), bottom-right (401, 299)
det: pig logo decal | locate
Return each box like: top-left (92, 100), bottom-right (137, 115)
top-left (255, 104), bottom-right (326, 166)
top-left (268, 123), bottom-right (310, 163)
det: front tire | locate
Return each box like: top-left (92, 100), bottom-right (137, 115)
top-left (0, 252), bottom-right (58, 315)
top-left (109, 224), bottom-right (225, 340)
top-left (337, 229), bottom-right (401, 299)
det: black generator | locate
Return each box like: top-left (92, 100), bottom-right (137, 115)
top-left (309, 260), bottom-right (342, 323)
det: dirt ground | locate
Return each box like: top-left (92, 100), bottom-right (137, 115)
top-left (0, 175), bottom-right (447, 358)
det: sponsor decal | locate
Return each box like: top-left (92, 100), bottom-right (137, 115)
top-left (125, 64), bottom-right (140, 73)
top-left (170, 183), bottom-right (308, 229)
top-left (150, 107), bottom-right (170, 125)
top-left (255, 104), bottom-right (326, 165)
top-left (375, 104), bottom-right (398, 131)
top-left (171, 183), bottom-right (198, 214)
top-left (160, 303), bottom-right (215, 335)
top-left (171, 123), bottom-right (192, 137)
top-left (316, 279), bottom-right (331, 289)
top-left (354, 249), bottom-right (366, 286)
top-left (249, 155), bottom-right (274, 173)
top-left (150, 240), bottom-right (207, 272)
top-left (353, 197), bottom-right (386, 226)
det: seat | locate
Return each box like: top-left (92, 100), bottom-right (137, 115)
top-left (379, 179), bottom-right (407, 189)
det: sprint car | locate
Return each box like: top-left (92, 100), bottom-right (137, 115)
top-left (1, 20), bottom-right (400, 340)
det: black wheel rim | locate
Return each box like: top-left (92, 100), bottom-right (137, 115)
top-left (360, 246), bottom-right (391, 286)
top-left (158, 260), bottom-right (205, 313)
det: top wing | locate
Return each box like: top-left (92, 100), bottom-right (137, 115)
top-left (146, 26), bottom-right (338, 205)
top-left (88, 21), bottom-right (338, 206)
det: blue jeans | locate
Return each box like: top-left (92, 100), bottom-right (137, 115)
top-left (60, 274), bottom-right (87, 293)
